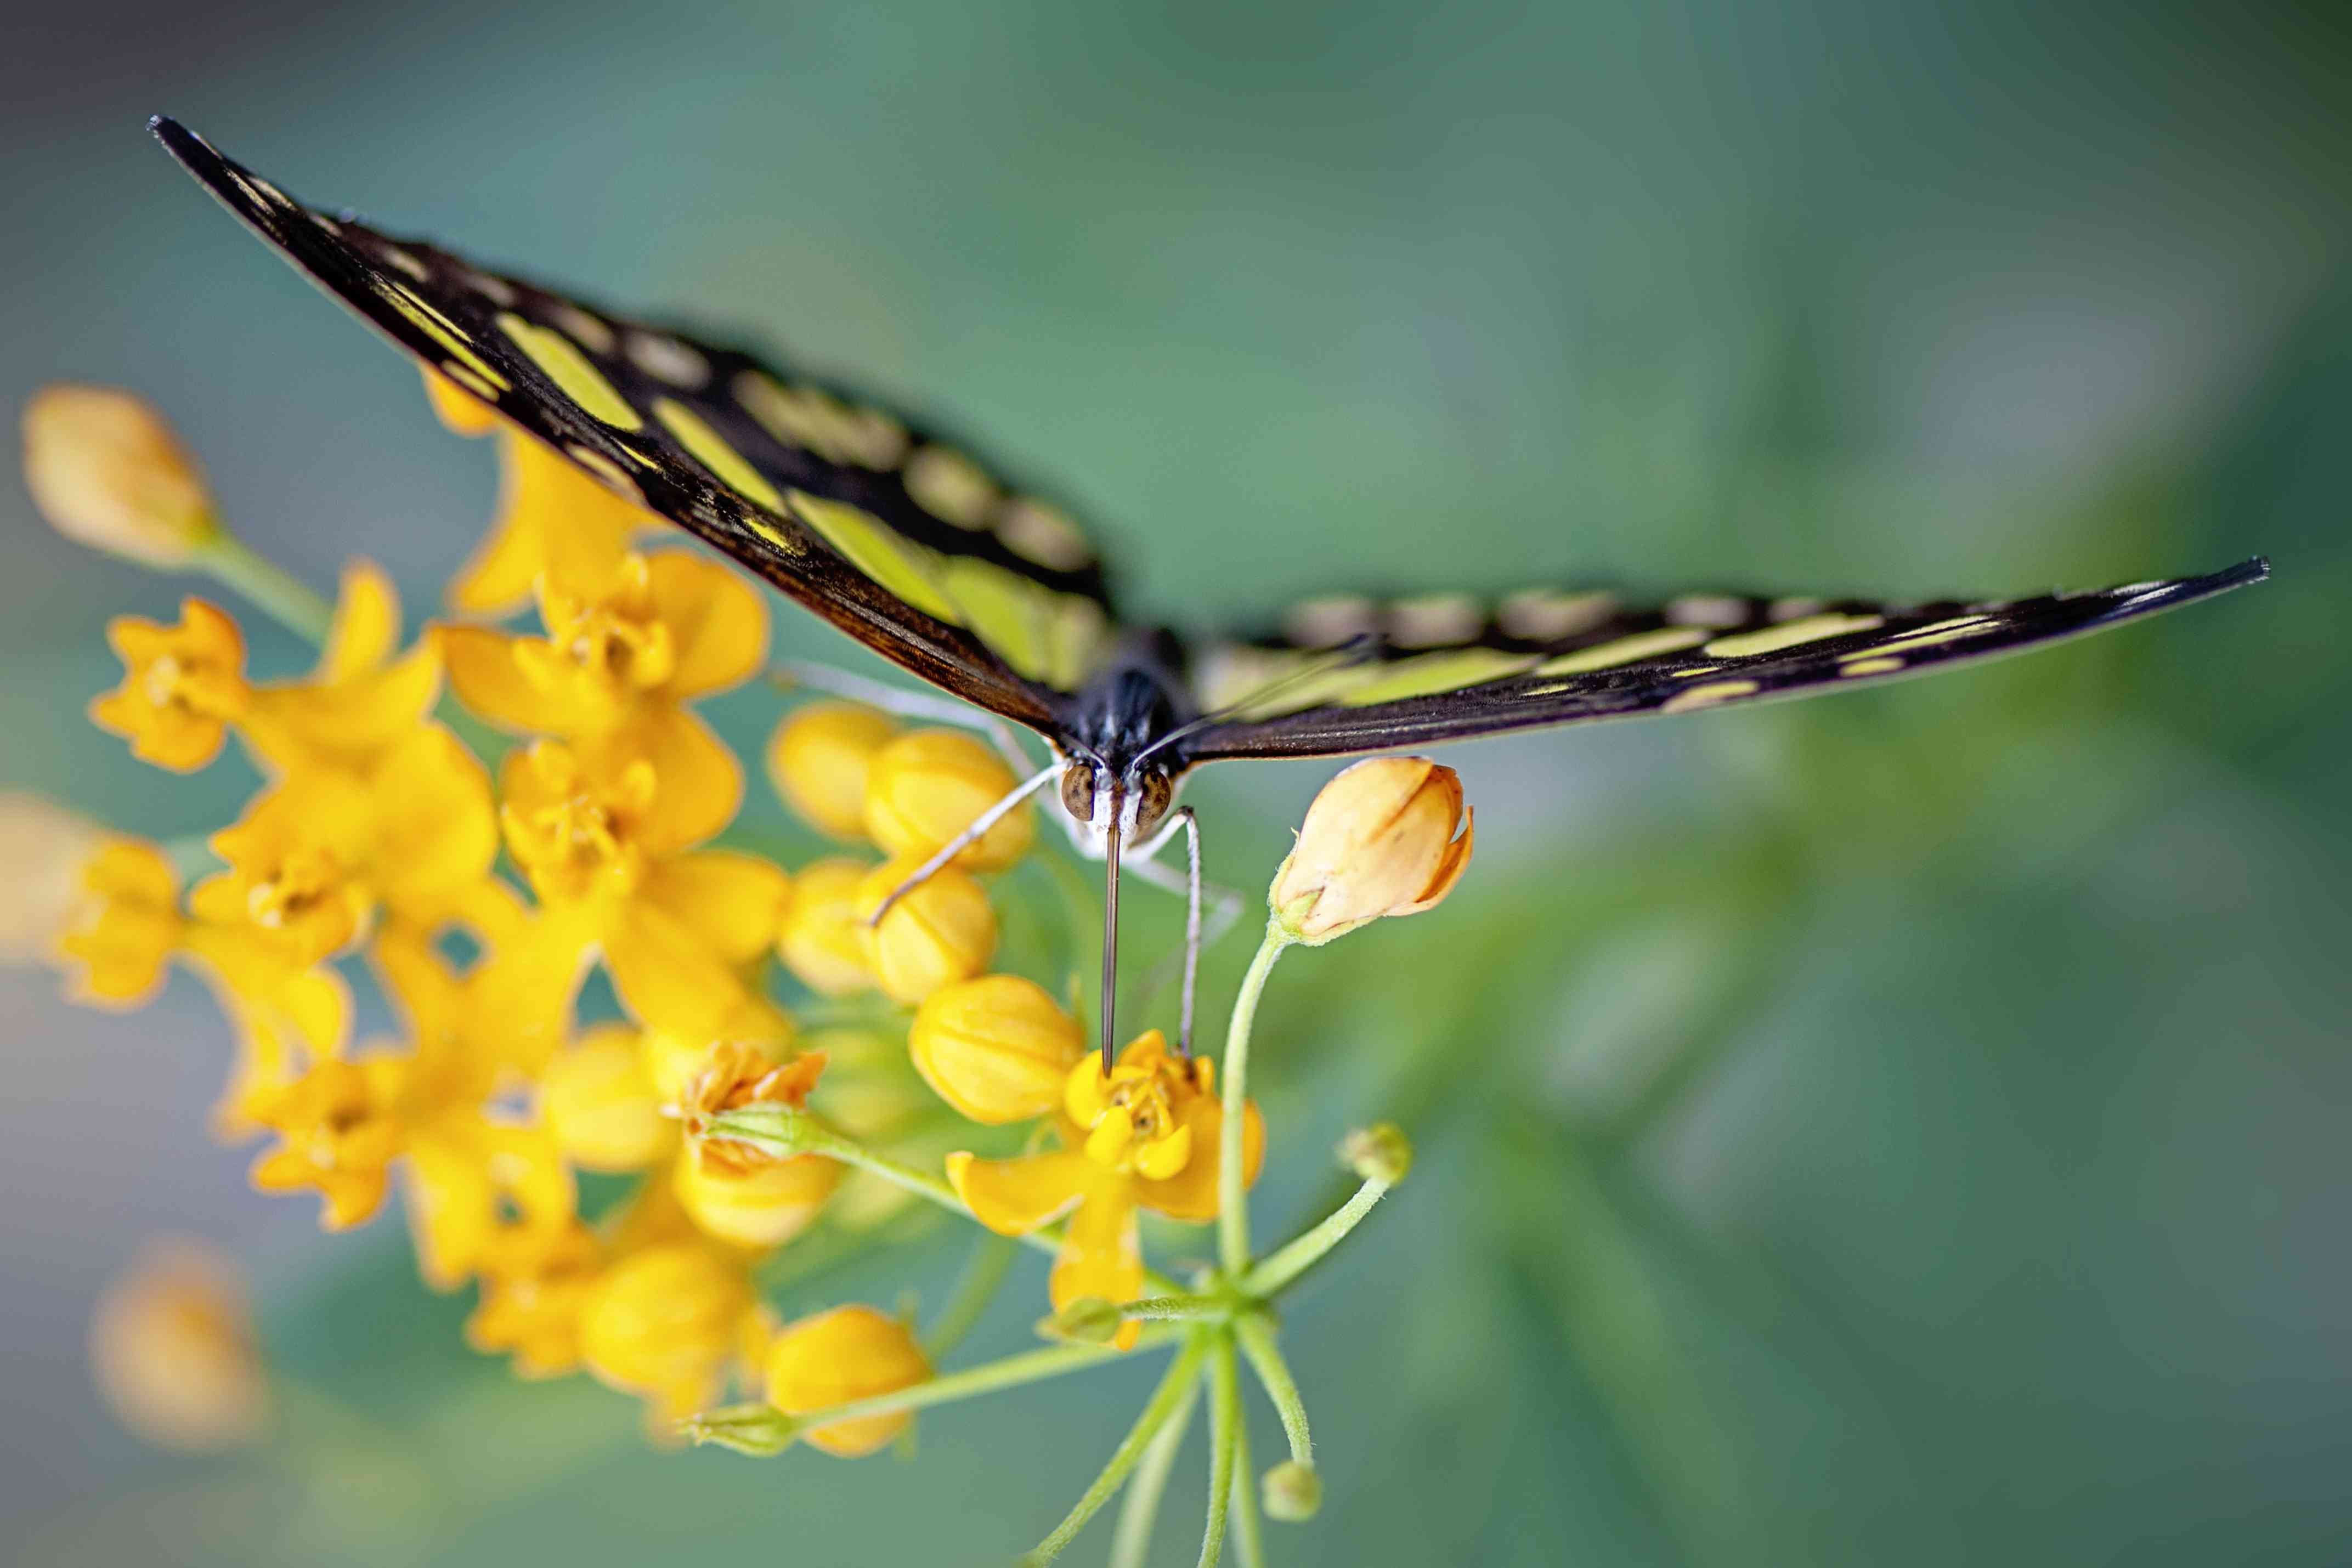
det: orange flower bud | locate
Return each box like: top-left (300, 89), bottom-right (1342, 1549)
top-left (765, 1304), bottom-right (931, 1457)
top-left (23, 386), bottom-right (219, 565)
top-left (862, 729), bottom-right (1033, 871)
top-left (853, 856), bottom-right (998, 1005)
top-left (1269, 757), bottom-right (1473, 944)
top-left (89, 1239), bottom-right (269, 1450)
top-left (542, 1023), bottom-right (671, 1170)
top-left (908, 974), bottom-right (1084, 1123)
top-left (776, 857), bottom-right (877, 997)
top-left (767, 701), bottom-right (896, 840)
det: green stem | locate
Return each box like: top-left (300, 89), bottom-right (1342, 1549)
top-left (1241, 1174), bottom-right (1393, 1299)
top-left (1228, 1375), bottom-right (1267, 1568)
top-left (1109, 1369), bottom-right (1200, 1568)
top-left (1218, 925), bottom-right (1290, 1273)
top-left (197, 534), bottom-right (333, 643)
top-left (821, 1328), bottom-right (1176, 1429)
top-left (922, 1232), bottom-right (1019, 1360)
top-left (708, 1108), bottom-right (1179, 1290)
top-left (1019, 1334), bottom-right (1209, 1567)
top-left (1231, 1312), bottom-right (1312, 1469)
top-left (1115, 1295), bottom-right (1232, 1322)
top-left (1198, 1332), bottom-right (1241, 1568)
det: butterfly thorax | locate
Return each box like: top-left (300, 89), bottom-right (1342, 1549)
top-left (1053, 631), bottom-right (1196, 851)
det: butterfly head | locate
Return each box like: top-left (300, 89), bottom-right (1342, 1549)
top-left (1055, 754), bottom-right (1178, 852)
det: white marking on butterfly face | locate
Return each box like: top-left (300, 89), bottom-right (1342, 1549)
top-left (625, 331), bottom-right (713, 388)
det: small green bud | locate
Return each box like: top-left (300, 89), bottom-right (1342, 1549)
top-left (680, 1401), bottom-right (798, 1456)
top-left (1339, 1123), bottom-right (1414, 1186)
top-left (1263, 1459), bottom-right (1323, 1521)
top-left (1038, 1296), bottom-right (1125, 1344)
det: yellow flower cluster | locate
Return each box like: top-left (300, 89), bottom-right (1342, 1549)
top-left (20, 375), bottom-right (1468, 1541)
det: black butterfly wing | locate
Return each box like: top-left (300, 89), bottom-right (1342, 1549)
top-left (1181, 562), bottom-right (2268, 761)
top-left (153, 117), bottom-right (1122, 736)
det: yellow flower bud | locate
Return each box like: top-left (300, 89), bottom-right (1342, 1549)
top-left (1269, 757), bottom-right (1474, 945)
top-left (577, 1242), bottom-right (756, 1426)
top-left (908, 974), bottom-right (1083, 1124)
top-left (765, 1303), bottom-right (931, 1457)
top-left (853, 856), bottom-right (998, 1005)
top-left (0, 793), bottom-right (101, 964)
top-left (88, 1239), bottom-right (269, 1450)
top-left (674, 1140), bottom-right (840, 1249)
top-left (23, 386), bottom-right (220, 565)
top-left (541, 1024), bottom-right (671, 1170)
top-left (767, 701), bottom-right (896, 840)
top-left (862, 729), bottom-right (1033, 871)
top-left (776, 857), bottom-right (877, 997)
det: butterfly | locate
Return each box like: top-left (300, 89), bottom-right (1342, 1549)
top-left (153, 116), bottom-right (2266, 1066)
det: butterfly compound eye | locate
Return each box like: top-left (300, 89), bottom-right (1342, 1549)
top-left (1130, 769), bottom-right (1175, 840)
top-left (1058, 760), bottom-right (1099, 822)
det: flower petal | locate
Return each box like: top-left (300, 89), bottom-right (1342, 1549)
top-left (634, 850), bottom-right (791, 965)
top-left (319, 562), bottom-right (399, 682)
top-left (645, 552), bottom-right (767, 697)
top-left (1135, 1094), bottom-right (1264, 1223)
top-left (945, 1148), bottom-right (1090, 1236)
top-left (601, 898), bottom-right (753, 1038)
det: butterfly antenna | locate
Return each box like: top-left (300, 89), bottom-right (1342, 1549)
top-left (1099, 796), bottom-right (1124, 1075)
top-left (1132, 636), bottom-right (1383, 767)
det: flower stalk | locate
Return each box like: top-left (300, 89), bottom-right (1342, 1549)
top-left (1218, 924), bottom-right (1292, 1274)
top-left (1018, 1333), bottom-right (1209, 1566)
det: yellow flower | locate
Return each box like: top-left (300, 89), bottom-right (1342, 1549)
top-left (1270, 757), bottom-right (1474, 944)
top-left (88, 598), bottom-right (247, 771)
top-left (466, 1221), bottom-right (604, 1379)
top-left (445, 551), bottom-right (763, 824)
top-left (23, 384), bottom-right (219, 565)
top-left (577, 1241), bottom-right (760, 1429)
top-left (53, 839), bottom-right (183, 1006)
top-left (675, 1043), bottom-right (838, 1248)
top-left (246, 1054), bottom-right (408, 1229)
top-left (425, 369), bottom-right (659, 614)
top-left (239, 563), bottom-right (443, 774)
top-left (948, 1032), bottom-right (1263, 1349)
top-left (776, 857), bottom-right (877, 997)
top-left (88, 1239), bottom-right (268, 1451)
top-left (541, 1022), bottom-right (672, 1170)
top-left (767, 701), bottom-right (897, 840)
top-left (853, 855), bottom-right (997, 1006)
top-left (48, 836), bottom-right (348, 1132)
top-left (765, 1304), bottom-right (931, 1458)
top-left (190, 725), bottom-right (498, 967)
top-left (908, 973), bottom-right (1083, 1124)
top-left (497, 738), bottom-right (789, 1037)
top-left (244, 932), bottom-right (574, 1273)
top-left (863, 729), bottom-right (1033, 871)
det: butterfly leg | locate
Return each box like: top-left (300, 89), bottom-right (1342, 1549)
top-left (772, 660), bottom-right (1044, 778)
top-left (862, 762), bottom-right (1061, 927)
top-left (1123, 808), bottom-right (1243, 1060)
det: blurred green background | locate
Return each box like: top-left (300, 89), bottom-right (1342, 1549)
top-left (4, 1), bottom-right (2345, 1563)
